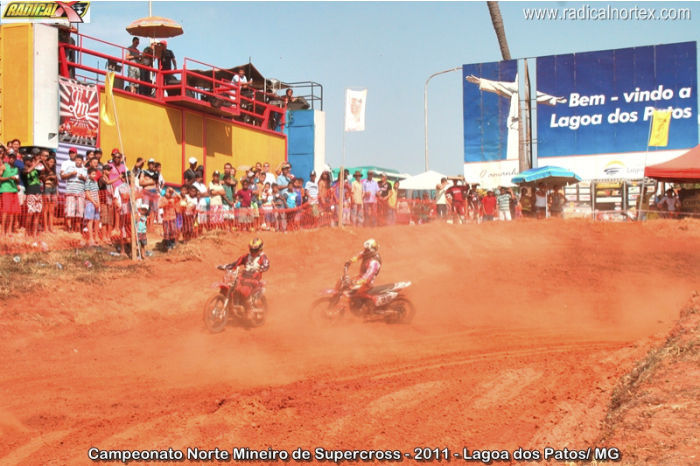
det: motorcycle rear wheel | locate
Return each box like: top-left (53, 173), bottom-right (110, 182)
top-left (386, 297), bottom-right (416, 324)
top-left (203, 293), bottom-right (229, 333)
top-left (310, 297), bottom-right (344, 326)
top-left (246, 294), bottom-right (268, 328)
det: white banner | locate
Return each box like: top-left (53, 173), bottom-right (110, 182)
top-left (345, 89), bottom-right (367, 132)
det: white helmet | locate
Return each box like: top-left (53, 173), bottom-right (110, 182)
top-left (363, 238), bottom-right (379, 254)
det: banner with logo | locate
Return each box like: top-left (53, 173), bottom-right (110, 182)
top-left (59, 77), bottom-right (99, 146)
top-left (345, 89), bottom-right (367, 132)
top-left (2, 1), bottom-right (90, 24)
top-left (463, 41), bottom-right (697, 185)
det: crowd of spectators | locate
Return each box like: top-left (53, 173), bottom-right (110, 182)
top-left (1, 137), bottom-right (693, 256)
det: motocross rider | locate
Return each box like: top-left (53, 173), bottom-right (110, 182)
top-left (345, 238), bottom-right (382, 297)
top-left (223, 237), bottom-right (270, 312)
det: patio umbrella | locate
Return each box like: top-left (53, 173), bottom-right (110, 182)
top-left (126, 16), bottom-right (183, 38)
top-left (511, 165), bottom-right (581, 186)
top-left (512, 165), bottom-right (581, 218)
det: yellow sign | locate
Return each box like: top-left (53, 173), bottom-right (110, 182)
top-left (648, 109), bottom-right (671, 147)
top-left (2, 1), bottom-right (90, 23)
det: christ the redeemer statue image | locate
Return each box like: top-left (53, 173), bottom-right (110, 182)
top-left (466, 74), bottom-right (566, 161)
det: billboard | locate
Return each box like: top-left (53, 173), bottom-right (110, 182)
top-left (463, 42), bottom-right (698, 186)
top-left (59, 77), bottom-right (99, 147)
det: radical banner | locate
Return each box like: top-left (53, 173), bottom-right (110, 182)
top-left (59, 77), bottom-right (99, 147)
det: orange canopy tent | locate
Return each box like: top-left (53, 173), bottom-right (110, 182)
top-left (644, 144), bottom-right (700, 182)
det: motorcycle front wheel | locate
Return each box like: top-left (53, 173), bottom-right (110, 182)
top-left (203, 293), bottom-right (229, 333)
top-left (385, 297), bottom-right (416, 324)
top-left (310, 297), bottom-right (345, 326)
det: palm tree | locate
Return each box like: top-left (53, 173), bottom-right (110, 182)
top-left (487, 1), bottom-right (511, 61)
top-left (487, 2), bottom-right (532, 172)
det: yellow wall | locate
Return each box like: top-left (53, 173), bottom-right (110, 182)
top-left (0, 24), bottom-right (33, 145)
top-left (99, 90), bottom-right (183, 183)
top-left (99, 90), bottom-right (286, 185)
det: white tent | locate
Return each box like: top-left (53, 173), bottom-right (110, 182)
top-left (399, 170), bottom-right (448, 190)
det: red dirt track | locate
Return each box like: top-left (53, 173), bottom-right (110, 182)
top-left (0, 219), bottom-right (698, 465)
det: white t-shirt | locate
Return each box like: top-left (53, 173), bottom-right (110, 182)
top-left (193, 181), bottom-right (208, 209)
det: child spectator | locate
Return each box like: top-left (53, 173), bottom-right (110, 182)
top-left (84, 167), bottom-right (101, 246)
top-left (192, 171), bottom-right (209, 232)
top-left (260, 182), bottom-right (274, 230)
top-left (271, 183), bottom-right (286, 232)
top-left (208, 171), bottom-right (225, 229)
top-left (41, 155), bottom-right (58, 233)
top-left (159, 187), bottom-right (179, 250)
top-left (0, 150), bottom-right (21, 235)
top-left (23, 152), bottom-right (44, 239)
top-left (183, 185), bottom-right (198, 240)
top-left (236, 178), bottom-right (253, 231)
top-left (386, 180), bottom-right (397, 225)
top-left (136, 203), bottom-right (149, 254)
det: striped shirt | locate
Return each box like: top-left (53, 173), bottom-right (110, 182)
top-left (85, 178), bottom-right (99, 203)
top-left (66, 166), bottom-right (87, 195)
top-left (497, 193), bottom-right (511, 211)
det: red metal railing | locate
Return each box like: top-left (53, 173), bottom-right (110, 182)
top-left (58, 31), bottom-right (287, 133)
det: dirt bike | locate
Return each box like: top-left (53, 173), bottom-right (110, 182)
top-left (203, 265), bottom-right (267, 332)
top-left (310, 263), bottom-right (415, 325)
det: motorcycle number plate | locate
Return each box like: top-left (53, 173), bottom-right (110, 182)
top-left (374, 292), bottom-right (398, 307)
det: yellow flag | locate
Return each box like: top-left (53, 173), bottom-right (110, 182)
top-left (100, 72), bottom-right (116, 127)
top-left (648, 109), bottom-right (671, 147)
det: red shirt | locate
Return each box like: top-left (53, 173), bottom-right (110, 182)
top-left (236, 188), bottom-right (252, 207)
top-left (482, 195), bottom-right (497, 215)
top-left (447, 186), bottom-right (465, 203)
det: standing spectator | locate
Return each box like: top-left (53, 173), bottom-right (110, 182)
top-left (115, 171), bottom-right (133, 254)
top-left (60, 147), bottom-right (79, 230)
top-left (534, 183), bottom-right (547, 219)
top-left (261, 162), bottom-right (276, 185)
top-left (84, 167), bottom-right (101, 246)
top-left (139, 158), bottom-right (160, 226)
top-left (192, 171), bottom-right (209, 231)
top-left (350, 170), bottom-right (364, 226)
top-left (548, 186), bottom-right (567, 218)
top-left (467, 184), bottom-right (483, 223)
top-left (159, 187), bottom-right (180, 249)
top-left (221, 173), bottom-right (236, 230)
top-left (386, 180), bottom-right (397, 225)
top-left (126, 37), bottom-right (141, 93)
top-left (136, 204), bottom-right (149, 254)
top-left (276, 163), bottom-right (293, 194)
top-left (435, 178), bottom-right (449, 219)
top-left (139, 41), bottom-right (154, 97)
top-left (183, 157), bottom-right (198, 186)
top-left (131, 157), bottom-right (145, 185)
top-left (446, 180), bottom-right (467, 224)
top-left (305, 171), bottom-right (319, 226)
top-left (377, 174), bottom-right (391, 225)
top-left (41, 154), bottom-right (58, 233)
top-left (520, 187), bottom-right (533, 218)
top-left (209, 171), bottom-right (225, 228)
top-left (271, 183), bottom-right (287, 232)
top-left (0, 150), bottom-right (21, 235)
top-left (23, 151), bottom-right (44, 239)
top-left (318, 171), bottom-right (332, 222)
top-left (106, 149), bottom-right (127, 234)
top-left (66, 153), bottom-right (87, 232)
top-left (362, 171), bottom-right (380, 227)
top-left (182, 185), bottom-right (199, 239)
top-left (236, 178), bottom-right (253, 232)
top-left (496, 187), bottom-right (513, 221)
top-left (99, 164), bottom-right (116, 243)
top-left (658, 188), bottom-right (681, 218)
top-left (260, 182), bottom-right (275, 230)
top-left (333, 170), bottom-right (352, 226)
top-left (482, 190), bottom-right (497, 221)
top-left (159, 41), bottom-right (178, 95)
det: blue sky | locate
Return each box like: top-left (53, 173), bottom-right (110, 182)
top-left (79, 1), bottom-right (700, 176)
